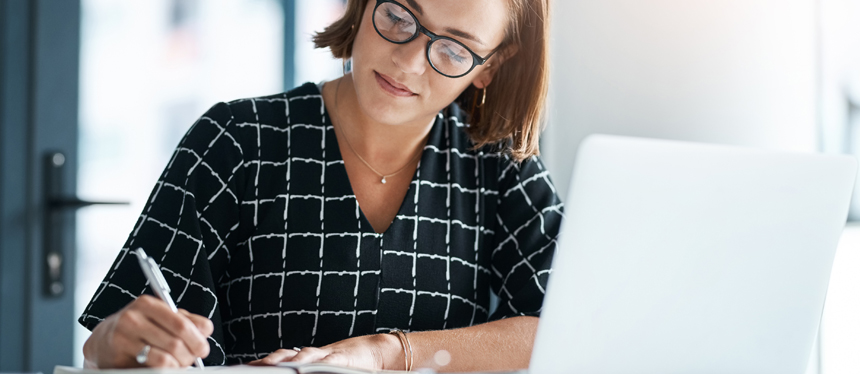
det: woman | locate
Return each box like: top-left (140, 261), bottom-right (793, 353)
top-left (80, 0), bottom-right (561, 371)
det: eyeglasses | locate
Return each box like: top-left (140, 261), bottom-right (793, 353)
top-left (372, 0), bottom-right (497, 78)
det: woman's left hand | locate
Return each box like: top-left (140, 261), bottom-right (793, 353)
top-left (249, 333), bottom-right (404, 371)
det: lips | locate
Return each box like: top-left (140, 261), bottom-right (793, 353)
top-left (375, 71), bottom-right (416, 97)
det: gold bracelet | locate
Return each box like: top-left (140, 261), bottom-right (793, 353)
top-left (389, 329), bottom-right (408, 371)
top-left (404, 330), bottom-right (413, 371)
top-left (388, 328), bottom-right (413, 371)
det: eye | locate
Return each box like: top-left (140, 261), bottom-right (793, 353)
top-left (385, 8), bottom-right (414, 29)
top-left (442, 46), bottom-right (468, 64)
top-left (434, 40), bottom-right (471, 65)
top-left (384, 9), bottom-right (401, 23)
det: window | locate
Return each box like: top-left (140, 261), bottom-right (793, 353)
top-left (75, 0), bottom-right (284, 366)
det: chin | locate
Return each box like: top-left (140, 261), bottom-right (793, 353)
top-left (361, 96), bottom-right (414, 126)
top-left (354, 70), bottom-right (422, 126)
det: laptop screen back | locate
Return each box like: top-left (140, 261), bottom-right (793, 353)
top-left (531, 135), bottom-right (857, 374)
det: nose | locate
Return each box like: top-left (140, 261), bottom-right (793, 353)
top-left (391, 36), bottom-right (428, 76)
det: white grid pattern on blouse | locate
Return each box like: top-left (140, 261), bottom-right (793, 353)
top-left (493, 162), bottom-right (563, 313)
top-left (219, 93), bottom-right (385, 358)
top-left (80, 83), bottom-right (562, 364)
top-left (80, 110), bottom-right (245, 364)
top-left (81, 112), bottom-right (239, 321)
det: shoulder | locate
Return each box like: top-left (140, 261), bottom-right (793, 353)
top-left (222, 82), bottom-right (324, 129)
top-left (498, 155), bottom-right (557, 200)
top-left (439, 102), bottom-right (549, 187)
top-left (192, 83), bottom-right (325, 156)
top-left (439, 101), bottom-right (472, 147)
top-left (438, 101), bottom-right (501, 160)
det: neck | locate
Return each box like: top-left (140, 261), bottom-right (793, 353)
top-left (325, 74), bottom-right (435, 169)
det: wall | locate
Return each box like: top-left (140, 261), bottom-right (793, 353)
top-left (820, 0), bottom-right (860, 219)
top-left (544, 0), bottom-right (818, 199)
top-left (819, 1), bottom-right (860, 371)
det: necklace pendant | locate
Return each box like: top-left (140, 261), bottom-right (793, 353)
top-left (381, 176), bottom-right (387, 184)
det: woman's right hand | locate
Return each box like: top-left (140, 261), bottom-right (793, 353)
top-left (82, 294), bottom-right (213, 368)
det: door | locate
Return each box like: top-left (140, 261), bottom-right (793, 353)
top-left (0, 0), bottom-right (82, 372)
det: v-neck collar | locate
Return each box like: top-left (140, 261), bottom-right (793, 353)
top-left (316, 82), bottom-right (445, 235)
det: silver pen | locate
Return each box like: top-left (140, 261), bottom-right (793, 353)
top-left (135, 248), bottom-right (206, 369)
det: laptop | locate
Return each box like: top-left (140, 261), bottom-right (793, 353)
top-left (530, 135), bottom-right (857, 374)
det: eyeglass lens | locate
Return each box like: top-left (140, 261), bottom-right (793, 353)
top-left (374, 1), bottom-right (475, 77)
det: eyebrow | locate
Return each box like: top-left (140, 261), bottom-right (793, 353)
top-left (404, 0), bottom-right (487, 47)
top-left (405, 0), bottom-right (424, 15)
top-left (443, 27), bottom-right (486, 47)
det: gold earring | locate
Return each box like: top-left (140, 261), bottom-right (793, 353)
top-left (472, 87), bottom-right (487, 109)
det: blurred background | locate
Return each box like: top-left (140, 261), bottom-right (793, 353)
top-left (0, 0), bottom-right (858, 373)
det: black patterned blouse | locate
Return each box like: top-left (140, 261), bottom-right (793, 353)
top-left (79, 82), bottom-right (563, 365)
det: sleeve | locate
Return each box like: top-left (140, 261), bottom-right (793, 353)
top-left (488, 155), bottom-right (564, 320)
top-left (77, 102), bottom-right (247, 365)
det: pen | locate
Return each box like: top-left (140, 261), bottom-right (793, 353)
top-left (135, 248), bottom-right (206, 369)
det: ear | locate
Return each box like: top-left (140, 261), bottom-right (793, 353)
top-left (470, 43), bottom-right (519, 89)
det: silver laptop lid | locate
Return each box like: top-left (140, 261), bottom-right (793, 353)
top-left (531, 135), bottom-right (857, 374)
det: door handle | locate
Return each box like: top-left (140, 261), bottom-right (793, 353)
top-left (49, 197), bottom-right (129, 209)
top-left (43, 151), bottom-right (129, 297)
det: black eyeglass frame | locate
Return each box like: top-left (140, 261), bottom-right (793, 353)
top-left (372, 0), bottom-right (498, 78)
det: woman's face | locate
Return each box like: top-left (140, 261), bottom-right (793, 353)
top-left (350, 0), bottom-right (509, 126)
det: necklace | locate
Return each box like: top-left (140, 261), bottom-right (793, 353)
top-left (330, 78), bottom-right (423, 184)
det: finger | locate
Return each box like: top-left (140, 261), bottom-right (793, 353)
top-left (247, 358), bottom-right (267, 366)
top-left (144, 306), bottom-right (210, 360)
top-left (318, 353), bottom-right (349, 366)
top-left (108, 330), bottom-right (146, 368)
top-left (249, 349), bottom-right (300, 366)
top-left (112, 311), bottom-right (195, 368)
top-left (136, 316), bottom-right (197, 366)
top-left (140, 345), bottom-right (182, 368)
top-left (133, 296), bottom-right (210, 359)
top-left (178, 309), bottom-right (214, 337)
top-left (288, 347), bottom-right (330, 364)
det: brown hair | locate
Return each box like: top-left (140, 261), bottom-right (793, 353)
top-left (313, 0), bottom-right (550, 162)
